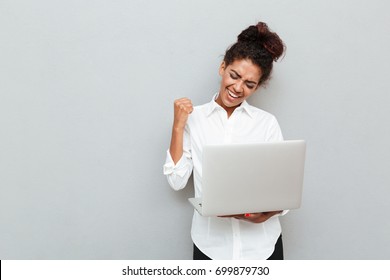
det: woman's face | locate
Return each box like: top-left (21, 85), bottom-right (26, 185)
top-left (216, 59), bottom-right (262, 115)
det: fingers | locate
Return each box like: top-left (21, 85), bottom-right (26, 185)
top-left (241, 213), bottom-right (266, 223)
top-left (173, 98), bottom-right (193, 130)
top-left (174, 98), bottom-right (193, 114)
top-left (230, 211), bottom-right (283, 224)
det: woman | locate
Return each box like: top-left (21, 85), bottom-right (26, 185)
top-left (163, 22), bottom-right (286, 260)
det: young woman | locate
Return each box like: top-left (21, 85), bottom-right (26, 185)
top-left (163, 22), bottom-right (286, 260)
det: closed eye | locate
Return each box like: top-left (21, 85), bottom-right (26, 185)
top-left (246, 83), bottom-right (256, 89)
top-left (230, 71), bottom-right (257, 89)
top-left (229, 73), bottom-right (239, 79)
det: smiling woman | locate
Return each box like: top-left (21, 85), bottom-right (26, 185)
top-left (216, 59), bottom-right (262, 117)
top-left (163, 22), bottom-right (286, 260)
top-left (216, 23), bottom-right (285, 117)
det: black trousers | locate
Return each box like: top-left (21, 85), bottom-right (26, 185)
top-left (193, 235), bottom-right (284, 260)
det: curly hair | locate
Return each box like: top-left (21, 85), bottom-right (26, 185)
top-left (223, 22), bottom-right (285, 85)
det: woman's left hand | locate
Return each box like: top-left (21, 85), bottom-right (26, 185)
top-left (219, 211), bottom-right (282, 224)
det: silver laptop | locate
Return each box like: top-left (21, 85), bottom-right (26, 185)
top-left (189, 140), bottom-right (306, 216)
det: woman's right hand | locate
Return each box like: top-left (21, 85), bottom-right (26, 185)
top-left (173, 98), bottom-right (193, 130)
top-left (169, 98), bottom-right (193, 164)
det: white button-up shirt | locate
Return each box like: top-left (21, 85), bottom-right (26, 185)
top-left (163, 95), bottom-right (285, 259)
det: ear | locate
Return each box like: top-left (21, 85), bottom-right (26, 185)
top-left (219, 61), bottom-right (226, 76)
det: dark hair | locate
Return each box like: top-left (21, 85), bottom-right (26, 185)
top-left (223, 22), bottom-right (285, 85)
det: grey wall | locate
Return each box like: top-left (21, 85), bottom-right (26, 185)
top-left (1, 0), bottom-right (389, 259)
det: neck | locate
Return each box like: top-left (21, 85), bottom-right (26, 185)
top-left (214, 93), bottom-right (242, 118)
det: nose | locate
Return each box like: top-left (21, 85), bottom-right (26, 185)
top-left (233, 80), bottom-right (244, 93)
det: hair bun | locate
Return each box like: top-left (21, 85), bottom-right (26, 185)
top-left (237, 22), bottom-right (285, 61)
top-left (237, 25), bottom-right (261, 43)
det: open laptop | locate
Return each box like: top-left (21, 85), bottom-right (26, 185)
top-left (188, 140), bottom-right (306, 216)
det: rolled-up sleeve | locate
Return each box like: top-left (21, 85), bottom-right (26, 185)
top-left (163, 123), bottom-right (193, 190)
top-left (163, 149), bottom-right (193, 190)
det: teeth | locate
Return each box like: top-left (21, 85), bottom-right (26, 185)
top-left (228, 90), bottom-right (239, 98)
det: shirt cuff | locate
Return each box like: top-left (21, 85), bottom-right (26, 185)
top-left (163, 150), bottom-right (190, 177)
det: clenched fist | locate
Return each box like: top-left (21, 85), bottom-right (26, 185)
top-left (173, 98), bottom-right (193, 130)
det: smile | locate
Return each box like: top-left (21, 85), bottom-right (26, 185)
top-left (227, 89), bottom-right (240, 99)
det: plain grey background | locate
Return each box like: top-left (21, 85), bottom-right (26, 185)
top-left (1, 0), bottom-right (389, 259)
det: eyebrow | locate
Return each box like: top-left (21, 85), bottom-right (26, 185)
top-left (230, 70), bottom-right (258, 86)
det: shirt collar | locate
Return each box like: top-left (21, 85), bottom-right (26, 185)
top-left (206, 93), bottom-right (255, 118)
